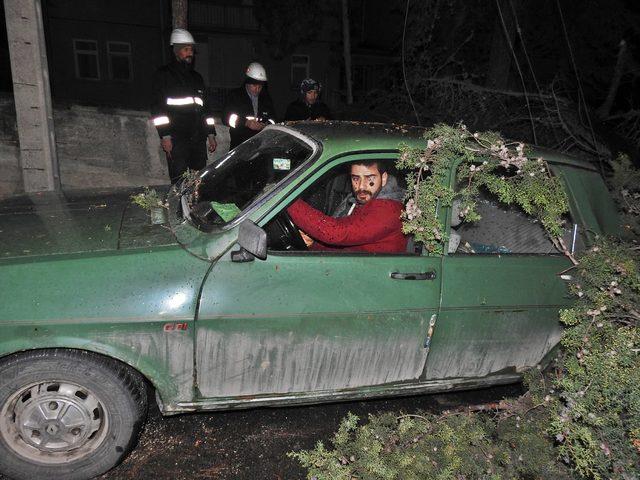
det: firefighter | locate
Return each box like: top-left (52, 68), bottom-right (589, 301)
top-left (151, 28), bottom-right (217, 184)
top-left (222, 62), bottom-right (277, 150)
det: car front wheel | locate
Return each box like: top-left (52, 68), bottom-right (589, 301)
top-left (0, 349), bottom-right (147, 480)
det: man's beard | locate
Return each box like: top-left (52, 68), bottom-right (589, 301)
top-left (355, 189), bottom-right (374, 204)
top-left (180, 57), bottom-right (194, 69)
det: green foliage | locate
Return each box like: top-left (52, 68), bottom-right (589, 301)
top-left (130, 187), bottom-right (164, 210)
top-left (290, 400), bottom-right (571, 480)
top-left (550, 240), bottom-right (640, 479)
top-left (396, 123), bottom-right (569, 253)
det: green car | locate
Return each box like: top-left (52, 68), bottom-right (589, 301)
top-left (0, 122), bottom-right (619, 480)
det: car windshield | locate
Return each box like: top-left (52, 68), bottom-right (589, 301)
top-left (184, 128), bottom-right (314, 228)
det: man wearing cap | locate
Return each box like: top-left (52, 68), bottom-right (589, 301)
top-left (284, 78), bottom-right (332, 122)
top-left (151, 28), bottom-right (217, 184)
top-left (222, 62), bottom-right (277, 150)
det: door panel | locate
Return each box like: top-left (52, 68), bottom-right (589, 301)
top-left (196, 252), bottom-right (441, 398)
top-left (425, 254), bottom-right (569, 379)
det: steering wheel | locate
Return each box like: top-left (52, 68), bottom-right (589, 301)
top-left (265, 211), bottom-right (308, 251)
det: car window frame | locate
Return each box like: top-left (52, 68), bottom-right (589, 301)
top-left (261, 151), bottom-right (438, 258)
top-left (443, 158), bottom-right (586, 257)
top-left (181, 125), bottom-right (321, 234)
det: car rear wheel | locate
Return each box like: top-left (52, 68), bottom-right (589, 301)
top-left (0, 349), bottom-right (147, 480)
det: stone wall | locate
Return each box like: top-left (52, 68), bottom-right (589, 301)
top-left (0, 95), bottom-right (230, 199)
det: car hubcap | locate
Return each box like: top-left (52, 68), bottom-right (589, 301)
top-left (1, 381), bottom-right (108, 463)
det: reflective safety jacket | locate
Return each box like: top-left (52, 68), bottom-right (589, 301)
top-left (151, 59), bottom-right (216, 139)
top-left (222, 86), bottom-right (276, 148)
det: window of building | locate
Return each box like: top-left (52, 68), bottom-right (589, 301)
top-left (73, 39), bottom-right (99, 80)
top-left (107, 42), bottom-right (132, 81)
top-left (291, 55), bottom-right (310, 90)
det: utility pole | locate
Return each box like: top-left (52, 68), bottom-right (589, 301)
top-left (172, 0), bottom-right (188, 29)
top-left (341, 0), bottom-right (353, 105)
top-left (4, 0), bottom-right (59, 192)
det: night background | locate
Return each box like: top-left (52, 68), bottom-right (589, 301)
top-left (1, 0), bottom-right (639, 193)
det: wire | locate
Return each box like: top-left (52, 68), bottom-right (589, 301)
top-left (402, 0), bottom-right (421, 126)
top-left (508, 0), bottom-right (561, 146)
top-left (555, 0), bottom-right (604, 174)
top-left (495, 0), bottom-right (537, 144)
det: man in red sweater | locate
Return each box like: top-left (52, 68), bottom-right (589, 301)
top-left (287, 161), bottom-right (407, 253)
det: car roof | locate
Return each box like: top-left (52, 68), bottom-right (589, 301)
top-left (280, 120), bottom-right (428, 152)
top-left (276, 121), bottom-right (598, 171)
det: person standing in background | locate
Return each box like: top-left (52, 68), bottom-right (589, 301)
top-left (284, 78), bottom-right (332, 121)
top-left (151, 28), bottom-right (217, 184)
top-left (223, 62), bottom-right (277, 150)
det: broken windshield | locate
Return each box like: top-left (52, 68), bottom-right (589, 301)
top-left (184, 128), bottom-right (314, 229)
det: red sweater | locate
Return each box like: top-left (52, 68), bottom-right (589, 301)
top-left (287, 198), bottom-right (407, 253)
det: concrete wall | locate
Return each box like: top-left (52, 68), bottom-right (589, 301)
top-left (0, 95), bottom-right (230, 199)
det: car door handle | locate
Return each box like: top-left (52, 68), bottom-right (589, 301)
top-left (390, 271), bottom-right (436, 280)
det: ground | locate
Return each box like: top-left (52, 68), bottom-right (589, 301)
top-left (100, 384), bottom-right (522, 480)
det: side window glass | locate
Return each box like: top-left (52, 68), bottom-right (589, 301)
top-left (448, 187), bottom-right (584, 255)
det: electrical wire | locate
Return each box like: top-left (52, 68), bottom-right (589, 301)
top-left (508, 0), bottom-right (561, 146)
top-left (495, 0), bottom-right (537, 144)
top-left (402, 0), bottom-right (421, 126)
top-left (555, 0), bottom-right (604, 174)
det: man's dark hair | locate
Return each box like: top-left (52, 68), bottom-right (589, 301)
top-left (349, 160), bottom-right (387, 175)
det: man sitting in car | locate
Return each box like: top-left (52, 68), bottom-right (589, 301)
top-left (287, 161), bottom-right (407, 253)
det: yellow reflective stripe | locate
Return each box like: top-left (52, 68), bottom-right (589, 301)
top-left (152, 115), bottom-right (170, 126)
top-left (228, 113), bottom-right (239, 128)
top-left (205, 117), bottom-right (215, 125)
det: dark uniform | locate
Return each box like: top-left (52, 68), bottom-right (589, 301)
top-left (284, 99), bottom-right (332, 121)
top-left (222, 86), bottom-right (276, 150)
top-left (151, 58), bottom-right (216, 183)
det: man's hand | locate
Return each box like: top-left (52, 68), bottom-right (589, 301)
top-left (299, 230), bottom-right (314, 248)
top-left (207, 134), bottom-right (217, 153)
top-left (161, 137), bottom-right (173, 154)
top-left (245, 119), bottom-right (265, 131)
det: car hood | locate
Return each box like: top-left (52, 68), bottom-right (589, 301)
top-left (0, 188), bottom-right (177, 260)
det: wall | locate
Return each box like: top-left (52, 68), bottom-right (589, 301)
top-left (0, 95), bottom-right (230, 199)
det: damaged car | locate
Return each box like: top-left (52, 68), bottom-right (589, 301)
top-left (0, 122), bottom-right (620, 479)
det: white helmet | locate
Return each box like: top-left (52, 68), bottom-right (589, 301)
top-left (170, 28), bottom-right (195, 46)
top-left (245, 62), bottom-right (267, 82)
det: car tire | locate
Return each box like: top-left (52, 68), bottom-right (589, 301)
top-left (0, 349), bottom-right (147, 480)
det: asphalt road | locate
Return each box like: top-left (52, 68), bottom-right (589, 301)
top-left (100, 383), bottom-right (523, 480)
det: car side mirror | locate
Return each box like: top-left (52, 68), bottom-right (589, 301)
top-left (232, 220), bottom-right (267, 262)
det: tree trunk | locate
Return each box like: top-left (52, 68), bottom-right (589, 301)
top-left (485, 0), bottom-right (519, 89)
top-left (341, 0), bottom-right (353, 105)
top-left (172, 0), bottom-right (187, 29)
top-left (597, 39), bottom-right (627, 119)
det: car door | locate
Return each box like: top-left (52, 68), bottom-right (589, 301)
top-left (424, 177), bottom-right (579, 381)
top-left (195, 155), bottom-right (442, 399)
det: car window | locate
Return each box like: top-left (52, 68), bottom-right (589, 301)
top-left (448, 186), bottom-right (585, 255)
top-left (186, 129), bottom-right (313, 228)
top-left (265, 158), bottom-right (414, 254)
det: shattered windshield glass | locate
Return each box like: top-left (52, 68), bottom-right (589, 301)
top-left (184, 128), bottom-right (314, 228)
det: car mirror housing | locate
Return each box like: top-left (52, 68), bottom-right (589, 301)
top-left (233, 220), bottom-right (267, 262)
